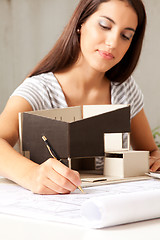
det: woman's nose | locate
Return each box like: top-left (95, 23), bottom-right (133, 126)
top-left (105, 31), bottom-right (119, 49)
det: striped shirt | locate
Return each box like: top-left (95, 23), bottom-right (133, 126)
top-left (11, 72), bottom-right (144, 119)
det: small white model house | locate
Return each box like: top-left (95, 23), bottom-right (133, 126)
top-left (104, 132), bottom-right (149, 178)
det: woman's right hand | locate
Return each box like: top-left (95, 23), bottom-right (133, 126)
top-left (30, 158), bottom-right (81, 195)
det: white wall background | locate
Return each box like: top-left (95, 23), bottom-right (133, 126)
top-left (0, 0), bottom-right (160, 129)
top-left (0, 0), bottom-right (77, 109)
top-left (133, 0), bottom-right (160, 129)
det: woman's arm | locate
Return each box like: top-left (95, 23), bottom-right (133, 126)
top-left (130, 108), bottom-right (160, 171)
top-left (0, 96), bottom-right (81, 194)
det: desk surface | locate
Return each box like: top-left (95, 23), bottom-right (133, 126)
top-left (0, 214), bottom-right (160, 240)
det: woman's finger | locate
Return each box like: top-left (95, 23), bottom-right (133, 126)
top-left (149, 156), bottom-right (157, 167)
top-left (42, 177), bottom-right (71, 194)
top-left (48, 158), bottom-right (81, 187)
top-left (150, 159), bottom-right (160, 172)
top-left (47, 168), bottom-right (77, 192)
top-left (33, 183), bottom-right (58, 195)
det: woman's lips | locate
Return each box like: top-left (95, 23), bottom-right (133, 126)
top-left (98, 50), bottom-right (114, 60)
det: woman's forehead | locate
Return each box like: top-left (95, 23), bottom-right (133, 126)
top-left (85, 0), bottom-right (138, 29)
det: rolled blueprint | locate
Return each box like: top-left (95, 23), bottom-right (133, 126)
top-left (81, 189), bottom-right (160, 228)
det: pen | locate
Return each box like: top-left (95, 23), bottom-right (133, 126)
top-left (42, 135), bottom-right (60, 160)
top-left (42, 135), bottom-right (85, 194)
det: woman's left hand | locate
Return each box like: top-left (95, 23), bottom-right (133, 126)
top-left (149, 156), bottom-right (160, 172)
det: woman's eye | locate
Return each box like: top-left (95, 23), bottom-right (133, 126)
top-left (121, 34), bottom-right (132, 41)
top-left (99, 20), bottom-right (111, 29)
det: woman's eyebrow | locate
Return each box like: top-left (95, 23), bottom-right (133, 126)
top-left (101, 16), bottom-right (115, 24)
top-left (125, 27), bottom-right (136, 33)
top-left (101, 16), bottom-right (136, 32)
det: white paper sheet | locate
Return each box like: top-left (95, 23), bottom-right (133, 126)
top-left (0, 178), bottom-right (160, 228)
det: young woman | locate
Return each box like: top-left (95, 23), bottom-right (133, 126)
top-left (0, 0), bottom-right (160, 195)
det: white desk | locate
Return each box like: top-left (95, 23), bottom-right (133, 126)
top-left (0, 213), bottom-right (160, 240)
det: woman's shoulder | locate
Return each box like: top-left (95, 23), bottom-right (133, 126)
top-left (11, 72), bottom-right (59, 111)
top-left (111, 76), bottom-right (144, 118)
top-left (117, 76), bottom-right (136, 87)
top-left (111, 76), bottom-right (139, 94)
top-left (24, 72), bottom-right (55, 85)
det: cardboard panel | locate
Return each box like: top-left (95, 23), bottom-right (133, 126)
top-left (123, 151), bottom-right (149, 177)
top-left (25, 106), bottom-right (82, 123)
top-left (69, 106), bottom-right (130, 157)
top-left (82, 104), bottom-right (128, 119)
top-left (69, 118), bottom-right (103, 157)
top-left (104, 133), bottom-right (123, 151)
top-left (22, 113), bottom-right (69, 163)
top-left (104, 151), bottom-right (149, 178)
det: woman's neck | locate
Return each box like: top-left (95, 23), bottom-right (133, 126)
top-left (55, 64), bottom-right (106, 91)
top-left (54, 62), bottom-right (111, 107)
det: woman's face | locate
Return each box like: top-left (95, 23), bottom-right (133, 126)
top-left (78, 0), bottom-right (138, 73)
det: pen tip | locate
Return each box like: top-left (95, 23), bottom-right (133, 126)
top-left (78, 186), bottom-right (85, 194)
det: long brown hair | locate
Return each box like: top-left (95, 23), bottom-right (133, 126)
top-left (28, 0), bottom-right (146, 84)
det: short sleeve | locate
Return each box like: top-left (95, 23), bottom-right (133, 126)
top-left (111, 76), bottom-right (144, 119)
top-left (10, 75), bottom-right (53, 111)
top-left (124, 76), bottom-right (144, 119)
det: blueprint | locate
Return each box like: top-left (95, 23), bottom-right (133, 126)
top-left (0, 177), bottom-right (160, 228)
